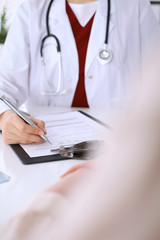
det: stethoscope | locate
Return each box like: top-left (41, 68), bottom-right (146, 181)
top-left (40, 0), bottom-right (113, 96)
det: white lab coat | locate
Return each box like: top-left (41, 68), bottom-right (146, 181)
top-left (0, 0), bottom-right (159, 112)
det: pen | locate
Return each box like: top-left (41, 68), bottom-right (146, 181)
top-left (0, 96), bottom-right (52, 145)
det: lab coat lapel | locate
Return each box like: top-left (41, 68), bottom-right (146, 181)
top-left (49, 0), bottom-right (79, 74)
top-left (85, 0), bottom-right (116, 75)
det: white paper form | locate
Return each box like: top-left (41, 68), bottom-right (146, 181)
top-left (21, 111), bottom-right (108, 158)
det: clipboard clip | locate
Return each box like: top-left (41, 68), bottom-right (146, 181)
top-left (50, 140), bottom-right (105, 160)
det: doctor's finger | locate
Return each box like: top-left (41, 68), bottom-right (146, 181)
top-left (2, 130), bottom-right (44, 144)
top-left (9, 115), bottom-right (46, 136)
top-left (1, 114), bottom-right (45, 142)
top-left (2, 119), bottom-right (44, 144)
top-left (29, 117), bottom-right (46, 133)
top-left (3, 112), bottom-right (46, 136)
top-left (12, 125), bottom-right (45, 142)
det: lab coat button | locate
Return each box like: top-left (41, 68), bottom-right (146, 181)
top-left (88, 76), bottom-right (93, 79)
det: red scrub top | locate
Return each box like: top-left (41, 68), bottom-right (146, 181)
top-left (66, 1), bottom-right (95, 107)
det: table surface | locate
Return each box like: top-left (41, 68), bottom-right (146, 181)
top-left (0, 106), bottom-right (116, 224)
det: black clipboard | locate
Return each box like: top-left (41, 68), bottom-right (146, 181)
top-left (10, 111), bottom-right (110, 165)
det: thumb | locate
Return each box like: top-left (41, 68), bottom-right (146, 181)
top-left (30, 117), bottom-right (47, 134)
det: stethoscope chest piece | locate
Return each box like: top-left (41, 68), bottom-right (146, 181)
top-left (97, 47), bottom-right (113, 65)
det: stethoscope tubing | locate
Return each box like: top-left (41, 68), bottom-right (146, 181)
top-left (46, 0), bottom-right (54, 35)
top-left (40, 0), bottom-right (112, 95)
top-left (40, 34), bottom-right (61, 57)
top-left (105, 0), bottom-right (110, 45)
top-left (41, 0), bottom-right (111, 58)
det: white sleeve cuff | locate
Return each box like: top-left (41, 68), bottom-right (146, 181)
top-left (0, 101), bottom-right (10, 115)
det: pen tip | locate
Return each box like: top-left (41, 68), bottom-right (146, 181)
top-left (46, 138), bottom-right (52, 145)
top-left (48, 140), bottom-right (52, 145)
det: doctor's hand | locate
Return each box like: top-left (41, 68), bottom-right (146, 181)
top-left (0, 110), bottom-right (46, 144)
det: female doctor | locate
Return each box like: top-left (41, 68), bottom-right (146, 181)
top-left (0, 0), bottom-right (159, 144)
